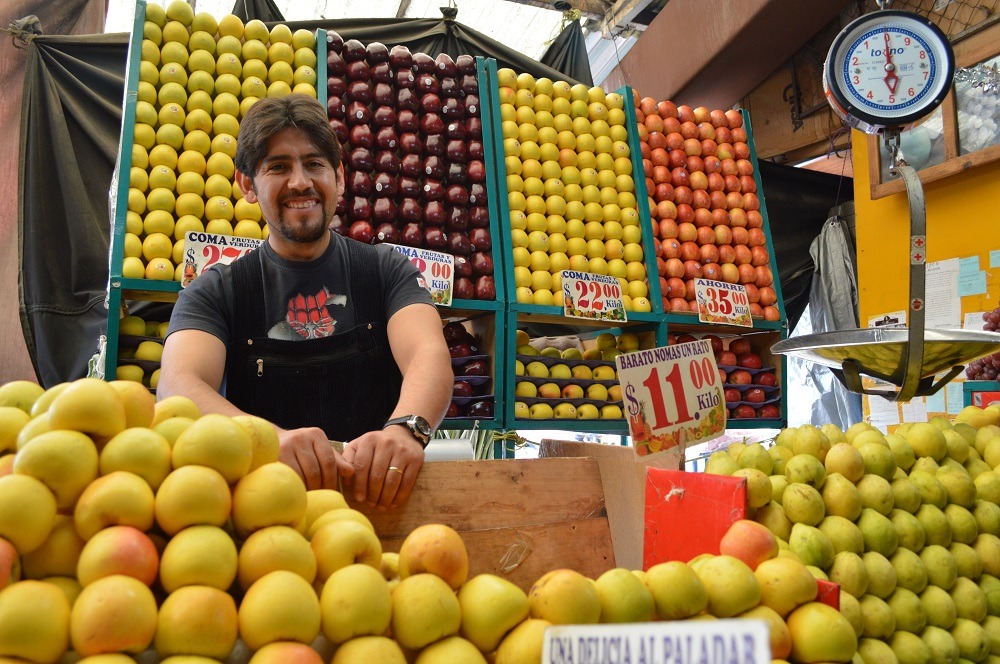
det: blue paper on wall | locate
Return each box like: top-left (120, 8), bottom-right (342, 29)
top-left (958, 271), bottom-right (987, 297)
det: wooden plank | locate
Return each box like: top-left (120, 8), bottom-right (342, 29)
top-left (379, 518), bottom-right (616, 591)
top-left (870, 140), bottom-right (1000, 200)
top-left (538, 440), bottom-right (681, 571)
top-left (742, 67), bottom-right (841, 160)
top-left (348, 458), bottom-right (607, 537)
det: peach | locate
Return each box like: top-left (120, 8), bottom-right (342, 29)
top-left (155, 585), bottom-right (238, 659)
top-left (398, 524), bottom-right (469, 590)
top-left (71, 574), bottom-right (157, 656)
top-left (720, 519), bottom-right (780, 570)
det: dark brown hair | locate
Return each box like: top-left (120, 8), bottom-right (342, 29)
top-left (234, 94), bottom-right (341, 180)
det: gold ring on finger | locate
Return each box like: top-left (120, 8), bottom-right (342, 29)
top-left (388, 466), bottom-right (404, 475)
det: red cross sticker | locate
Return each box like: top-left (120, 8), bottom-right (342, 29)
top-left (912, 298), bottom-right (923, 310)
top-left (911, 249), bottom-right (925, 263)
top-left (913, 237), bottom-right (925, 248)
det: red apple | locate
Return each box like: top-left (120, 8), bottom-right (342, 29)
top-left (758, 372), bottom-right (777, 387)
top-left (731, 404), bottom-right (756, 418)
top-left (724, 387), bottom-right (742, 403)
top-left (757, 404), bottom-right (780, 418)
top-left (717, 350), bottom-right (737, 366)
top-left (738, 353), bottom-right (762, 370)
top-left (728, 369), bottom-right (753, 385)
top-left (349, 220), bottom-right (374, 243)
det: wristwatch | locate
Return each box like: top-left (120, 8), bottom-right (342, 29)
top-left (383, 415), bottom-right (432, 448)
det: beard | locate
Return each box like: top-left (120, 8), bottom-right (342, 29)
top-left (268, 191), bottom-right (336, 244)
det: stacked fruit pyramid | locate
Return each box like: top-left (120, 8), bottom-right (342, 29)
top-left (706, 407), bottom-right (1000, 664)
top-left (496, 70), bottom-right (653, 312)
top-left (124, 2), bottom-right (318, 282)
top-left (637, 97), bottom-right (778, 319)
top-left (0, 379), bottom-right (865, 663)
top-left (325, 38), bottom-right (497, 301)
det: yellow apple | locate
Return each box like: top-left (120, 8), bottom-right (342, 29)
top-left (74, 471), bottom-right (155, 541)
top-left (99, 427), bottom-right (172, 491)
top-left (14, 429), bottom-right (98, 509)
top-left (311, 520), bottom-right (382, 584)
top-left (319, 563), bottom-right (391, 644)
top-left (0, 474), bottom-right (56, 554)
top-left (416, 636), bottom-right (488, 663)
top-left (155, 584), bottom-right (238, 658)
top-left (232, 414), bottom-right (281, 471)
top-left (330, 636), bottom-right (407, 663)
top-left (160, 524), bottom-right (238, 592)
top-left (232, 462), bottom-right (307, 538)
top-left (172, 413), bottom-right (253, 484)
top-left (239, 570), bottom-right (321, 650)
top-left (306, 508), bottom-right (374, 539)
top-left (155, 465), bottom-right (232, 535)
top-left (0, 579), bottom-right (70, 662)
top-left (249, 641), bottom-right (325, 664)
top-left (71, 574), bottom-right (157, 656)
top-left (458, 573), bottom-right (529, 652)
top-left (0, 381), bottom-right (45, 413)
top-left (594, 567), bottom-right (656, 623)
top-left (577, 404), bottom-right (600, 419)
top-left (537, 383), bottom-right (561, 399)
top-left (529, 403), bottom-right (554, 419)
top-left (391, 573), bottom-right (461, 650)
top-left (47, 378), bottom-right (126, 440)
top-left (494, 618), bottom-right (552, 664)
top-left (0, 537), bottom-right (20, 590)
top-left (77, 525), bottom-right (159, 587)
top-left (238, 525), bottom-right (315, 590)
top-left (529, 569), bottom-right (601, 624)
top-left (398, 524), bottom-right (469, 590)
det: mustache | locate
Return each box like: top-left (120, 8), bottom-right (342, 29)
top-left (279, 189), bottom-right (322, 203)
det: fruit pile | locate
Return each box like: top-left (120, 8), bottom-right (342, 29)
top-left (670, 331), bottom-right (781, 420)
top-left (443, 321), bottom-right (494, 420)
top-left (637, 98), bottom-right (778, 320)
top-left (116, 314), bottom-right (168, 389)
top-left (497, 70), bottom-right (652, 312)
top-left (0, 378), bottom-right (860, 663)
top-left (125, 3), bottom-right (318, 283)
top-left (966, 307), bottom-right (1000, 380)
top-left (513, 331), bottom-right (632, 420)
top-left (326, 38), bottom-right (496, 301)
top-left (708, 406), bottom-right (1000, 664)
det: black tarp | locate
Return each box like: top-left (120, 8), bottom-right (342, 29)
top-left (540, 20), bottom-right (594, 87)
top-left (18, 22), bottom-right (846, 385)
top-left (232, 0), bottom-right (285, 23)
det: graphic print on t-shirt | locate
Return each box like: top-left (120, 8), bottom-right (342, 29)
top-left (267, 287), bottom-right (347, 340)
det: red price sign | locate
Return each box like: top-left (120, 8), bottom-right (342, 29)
top-left (615, 338), bottom-right (726, 456)
top-left (182, 232), bottom-right (263, 287)
top-left (694, 279), bottom-right (752, 327)
top-left (387, 244), bottom-right (454, 306)
top-left (562, 271), bottom-right (627, 322)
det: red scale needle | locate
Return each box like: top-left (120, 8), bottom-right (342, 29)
top-left (883, 31), bottom-right (899, 94)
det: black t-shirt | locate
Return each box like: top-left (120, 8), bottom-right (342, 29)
top-left (168, 231), bottom-right (432, 344)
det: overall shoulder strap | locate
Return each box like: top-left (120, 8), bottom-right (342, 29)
top-left (229, 247), bottom-right (266, 340)
top-left (345, 240), bottom-right (386, 325)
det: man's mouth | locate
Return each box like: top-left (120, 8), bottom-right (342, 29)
top-left (283, 199), bottom-right (319, 210)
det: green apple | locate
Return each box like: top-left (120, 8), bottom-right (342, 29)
top-left (391, 574), bottom-right (461, 650)
top-left (525, 362), bottom-right (549, 378)
top-left (596, 333), bottom-right (617, 350)
top-left (549, 364), bottom-right (571, 379)
top-left (595, 568), bottom-right (656, 623)
top-left (320, 564), bottom-right (391, 644)
top-left (514, 402), bottom-right (530, 419)
top-left (514, 382), bottom-right (537, 399)
top-left (537, 383), bottom-right (561, 399)
top-left (553, 403), bottom-right (577, 419)
top-left (529, 403), bottom-right (554, 419)
top-left (577, 404), bottom-right (599, 419)
top-left (602, 348), bottom-right (623, 361)
top-left (458, 574), bottom-right (529, 652)
top-left (571, 365), bottom-right (593, 380)
top-left (540, 347), bottom-right (561, 358)
top-left (593, 366), bottom-right (616, 381)
top-left (561, 348), bottom-right (583, 360)
top-left (517, 345), bottom-right (538, 356)
top-left (562, 384), bottom-right (584, 399)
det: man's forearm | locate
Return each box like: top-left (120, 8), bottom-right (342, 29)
top-left (156, 372), bottom-right (250, 419)
top-left (389, 344), bottom-right (453, 428)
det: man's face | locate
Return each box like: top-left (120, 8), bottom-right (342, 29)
top-left (236, 127), bottom-right (344, 248)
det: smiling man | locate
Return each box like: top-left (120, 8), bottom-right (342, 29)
top-left (158, 94), bottom-right (453, 509)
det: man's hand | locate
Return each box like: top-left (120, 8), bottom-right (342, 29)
top-left (278, 427), bottom-right (354, 491)
top-left (342, 426), bottom-right (424, 510)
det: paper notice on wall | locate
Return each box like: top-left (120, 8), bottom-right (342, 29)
top-left (868, 395), bottom-right (901, 431)
top-left (925, 259), bottom-right (961, 329)
top-left (946, 382), bottom-right (964, 415)
top-left (901, 398), bottom-right (929, 423)
top-left (964, 312), bottom-right (987, 331)
top-left (925, 387), bottom-right (946, 414)
top-left (868, 310), bottom-right (907, 329)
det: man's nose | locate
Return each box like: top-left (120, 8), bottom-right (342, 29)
top-left (287, 162), bottom-right (310, 189)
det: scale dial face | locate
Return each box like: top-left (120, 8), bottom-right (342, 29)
top-left (824, 10), bottom-right (954, 133)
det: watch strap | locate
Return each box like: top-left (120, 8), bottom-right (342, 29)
top-left (384, 415), bottom-right (430, 448)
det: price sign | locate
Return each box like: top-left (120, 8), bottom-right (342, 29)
top-left (182, 232), bottom-right (263, 287)
top-left (561, 270), bottom-right (627, 322)
top-left (386, 244), bottom-right (454, 306)
top-left (694, 279), bottom-right (752, 327)
top-left (616, 338), bottom-right (726, 456)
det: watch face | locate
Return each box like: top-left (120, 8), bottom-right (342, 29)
top-left (825, 10), bottom-right (954, 131)
top-left (412, 416), bottom-right (432, 436)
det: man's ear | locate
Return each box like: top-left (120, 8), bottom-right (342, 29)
top-left (235, 170), bottom-right (257, 204)
top-left (335, 162), bottom-right (345, 201)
